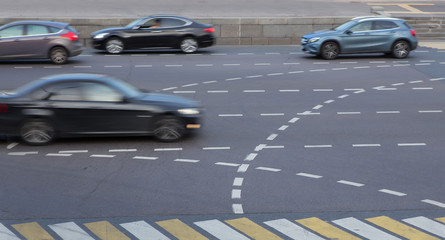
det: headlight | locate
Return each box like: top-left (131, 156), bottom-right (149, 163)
top-left (308, 37), bottom-right (320, 43)
top-left (93, 33), bottom-right (109, 39)
top-left (178, 108), bottom-right (200, 115)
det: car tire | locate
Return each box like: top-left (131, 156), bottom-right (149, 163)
top-left (153, 116), bottom-right (186, 142)
top-left (391, 40), bottom-right (410, 59)
top-left (320, 41), bottom-right (339, 60)
top-left (20, 119), bottom-right (54, 146)
top-left (180, 37), bottom-right (198, 53)
top-left (105, 38), bottom-right (124, 54)
top-left (50, 47), bottom-right (68, 64)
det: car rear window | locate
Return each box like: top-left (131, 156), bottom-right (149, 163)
top-left (65, 25), bottom-right (78, 33)
top-left (403, 22), bottom-right (413, 29)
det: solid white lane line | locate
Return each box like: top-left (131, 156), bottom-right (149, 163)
top-left (379, 189), bottom-right (407, 196)
top-left (219, 114), bottom-right (243, 117)
top-left (237, 164), bottom-right (249, 173)
top-left (46, 153), bottom-right (72, 157)
top-left (297, 173), bottom-right (323, 178)
top-left (133, 156), bottom-right (158, 160)
top-left (422, 199), bottom-right (445, 208)
top-left (154, 148), bottom-right (183, 151)
top-left (121, 221), bottom-right (170, 240)
top-left (352, 144), bottom-right (381, 147)
top-left (49, 222), bottom-right (95, 240)
top-left (90, 154), bottom-right (115, 158)
top-left (195, 219), bottom-right (250, 240)
top-left (203, 147), bottom-right (230, 150)
top-left (245, 153), bottom-right (258, 161)
top-left (232, 204), bottom-right (244, 214)
top-left (109, 149), bottom-right (137, 152)
top-left (333, 217), bottom-right (401, 240)
top-left (256, 167), bottom-right (281, 172)
top-left (265, 219), bottom-right (325, 240)
top-left (267, 134), bottom-right (278, 141)
top-left (232, 189), bottom-right (241, 199)
top-left (397, 143), bottom-right (426, 147)
top-left (233, 178), bottom-right (244, 186)
top-left (403, 216), bottom-right (445, 237)
top-left (215, 162), bottom-right (240, 167)
top-left (174, 159), bottom-right (199, 163)
top-left (0, 223), bottom-right (20, 240)
top-left (337, 180), bottom-right (365, 187)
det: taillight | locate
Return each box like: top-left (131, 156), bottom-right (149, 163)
top-left (61, 32), bottom-right (79, 41)
top-left (410, 30), bottom-right (416, 37)
top-left (203, 28), bottom-right (215, 33)
top-left (0, 104), bottom-right (8, 113)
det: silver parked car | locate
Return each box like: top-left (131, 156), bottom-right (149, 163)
top-left (0, 21), bottom-right (83, 64)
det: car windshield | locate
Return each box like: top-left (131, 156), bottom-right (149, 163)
top-left (107, 77), bottom-right (143, 98)
top-left (333, 20), bottom-right (357, 31)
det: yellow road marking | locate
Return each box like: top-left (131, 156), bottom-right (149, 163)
top-left (156, 219), bottom-right (208, 240)
top-left (366, 216), bottom-right (439, 240)
top-left (436, 217), bottom-right (445, 224)
top-left (11, 222), bottom-right (54, 240)
top-left (84, 221), bottom-right (130, 240)
top-left (295, 217), bottom-right (361, 240)
top-left (367, 3), bottom-right (445, 14)
top-left (225, 217), bottom-right (283, 240)
top-left (419, 42), bottom-right (445, 50)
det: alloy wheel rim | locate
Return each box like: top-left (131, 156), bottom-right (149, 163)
top-left (106, 40), bottom-right (123, 54)
top-left (394, 42), bottom-right (409, 58)
top-left (181, 39), bottom-right (198, 53)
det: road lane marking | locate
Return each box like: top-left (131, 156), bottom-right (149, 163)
top-left (219, 114), bottom-right (243, 117)
top-left (8, 152), bottom-right (38, 156)
top-left (0, 223), bottom-right (20, 240)
top-left (232, 204), bottom-right (244, 214)
top-left (265, 219), bottom-right (324, 240)
top-left (208, 90), bottom-right (228, 93)
top-left (6, 142), bottom-right (18, 149)
top-left (133, 156), bottom-right (158, 160)
top-left (12, 222), bottom-right (54, 240)
top-left (90, 154), bottom-right (115, 158)
top-left (337, 180), bottom-right (365, 187)
top-left (194, 219), bottom-right (250, 240)
top-left (256, 167), bottom-right (281, 172)
top-left (174, 159), bottom-right (199, 163)
top-left (304, 145), bottom-right (332, 148)
top-left (397, 143), bottom-right (426, 147)
top-left (289, 117), bottom-right (300, 123)
top-left (233, 177), bottom-right (244, 186)
top-left (419, 110), bottom-right (442, 113)
top-left (333, 217), bottom-right (401, 240)
top-left (226, 77), bottom-right (242, 81)
top-left (121, 221), bottom-right (169, 240)
top-left (59, 150), bottom-right (88, 153)
top-left (403, 216), bottom-right (445, 238)
top-left (352, 144), bottom-right (381, 147)
top-left (237, 164), bottom-right (249, 172)
top-left (203, 147), bottom-right (231, 150)
top-left (108, 149), bottom-right (137, 152)
top-left (338, 112), bottom-right (361, 115)
top-left (297, 173), bottom-right (323, 179)
top-left (215, 162), bottom-right (240, 167)
top-left (244, 90), bottom-right (265, 93)
top-left (279, 89), bottom-right (300, 92)
top-left (154, 148), bottom-right (183, 151)
top-left (182, 83), bottom-right (198, 87)
top-left (232, 189), bottom-right (241, 199)
top-left (422, 199), bottom-right (445, 208)
top-left (46, 153), bottom-right (72, 157)
top-left (245, 153), bottom-right (258, 161)
top-left (226, 217), bottom-right (283, 240)
top-left (296, 217), bottom-right (361, 240)
top-left (366, 216), bottom-right (440, 240)
top-left (377, 111), bottom-right (400, 114)
top-left (156, 219), bottom-right (208, 240)
top-left (49, 222), bottom-right (95, 240)
top-left (267, 134), bottom-right (278, 140)
top-left (260, 113), bottom-right (284, 116)
top-left (379, 189), bottom-right (407, 196)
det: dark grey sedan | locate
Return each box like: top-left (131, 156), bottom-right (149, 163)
top-left (0, 21), bottom-right (83, 64)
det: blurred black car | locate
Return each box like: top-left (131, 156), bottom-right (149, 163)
top-left (0, 21), bottom-right (83, 64)
top-left (0, 73), bottom-right (203, 145)
top-left (91, 15), bottom-right (215, 54)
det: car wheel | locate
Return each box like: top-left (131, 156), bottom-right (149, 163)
top-left (153, 116), bottom-right (186, 142)
top-left (391, 40), bottom-right (410, 59)
top-left (20, 119), bottom-right (54, 145)
top-left (50, 47), bottom-right (68, 64)
top-left (180, 37), bottom-right (198, 53)
top-left (105, 38), bottom-right (124, 54)
top-left (321, 41), bottom-right (339, 60)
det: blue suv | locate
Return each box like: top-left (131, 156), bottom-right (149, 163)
top-left (301, 16), bottom-right (418, 60)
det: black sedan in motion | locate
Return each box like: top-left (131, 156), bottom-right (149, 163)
top-left (91, 15), bottom-right (215, 54)
top-left (0, 73), bottom-right (203, 145)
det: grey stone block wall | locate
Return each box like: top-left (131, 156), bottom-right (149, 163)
top-left (0, 17), bottom-right (350, 45)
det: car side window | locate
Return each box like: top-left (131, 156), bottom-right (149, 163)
top-left (161, 18), bottom-right (187, 28)
top-left (373, 21), bottom-right (398, 30)
top-left (82, 83), bottom-right (123, 102)
top-left (26, 24), bottom-right (50, 35)
top-left (0, 25), bottom-right (25, 38)
top-left (349, 21), bottom-right (372, 32)
top-left (140, 19), bottom-right (161, 28)
top-left (45, 83), bottom-right (84, 101)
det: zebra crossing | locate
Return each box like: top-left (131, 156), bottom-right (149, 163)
top-left (2, 215), bottom-right (445, 239)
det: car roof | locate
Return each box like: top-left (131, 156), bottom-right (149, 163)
top-left (144, 15), bottom-right (193, 21)
top-left (1, 20), bottom-right (69, 28)
top-left (351, 16), bottom-right (403, 22)
top-left (39, 73), bottom-right (111, 84)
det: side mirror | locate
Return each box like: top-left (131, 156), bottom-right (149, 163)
top-left (345, 30), bottom-right (352, 34)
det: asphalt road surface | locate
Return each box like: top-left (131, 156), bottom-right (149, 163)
top-left (1, 46), bottom-right (445, 239)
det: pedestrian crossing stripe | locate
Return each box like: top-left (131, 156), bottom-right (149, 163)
top-left (296, 217), bottom-right (361, 240)
top-left (366, 216), bottom-right (440, 240)
top-left (11, 222), bottom-right (54, 240)
top-left (1, 215), bottom-right (445, 239)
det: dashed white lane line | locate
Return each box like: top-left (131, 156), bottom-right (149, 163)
top-left (232, 204), bottom-right (244, 214)
top-left (8, 152), bottom-right (38, 156)
top-left (304, 145), bottom-right (333, 148)
top-left (237, 164), bottom-right (249, 173)
top-left (219, 114), bottom-right (243, 117)
top-left (324, 100), bottom-right (335, 104)
top-left (313, 105), bottom-right (323, 110)
top-left (154, 148), bottom-right (183, 151)
top-left (174, 159), bottom-right (200, 163)
top-left (90, 154), bottom-right (115, 158)
top-left (419, 110), bottom-right (443, 113)
top-left (256, 167), bottom-right (281, 172)
top-left (6, 142), bottom-right (18, 150)
top-left (244, 90), bottom-right (266, 93)
top-left (279, 89), bottom-right (300, 92)
top-left (412, 87), bottom-right (434, 90)
top-left (278, 125), bottom-right (289, 131)
top-left (337, 180), bottom-right (365, 187)
top-left (267, 134), bottom-right (278, 141)
top-left (244, 153), bottom-right (258, 161)
top-left (203, 147), bottom-right (231, 150)
top-left (232, 189), bottom-right (242, 199)
top-left (379, 189), bottom-right (407, 197)
top-left (289, 117), bottom-right (300, 123)
top-left (74, 66), bottom-right (92, 68)
top-left (297, 173), bottom-right (323, 179)
top-left (135, 65), bottom-right (152, 68)
top-left (338, 94), bottom-right (349, 99)
top-left (46, 153), bottom-right (72, 157)
top-left (352, 144), bottom-right (381, 147)
top-left (226, 77), bottom-right (242, 81)
top-left (165, 64), bottom-right (183, 67)
top-left (338, 112), bottom-right (361, 115)
top-left (421, 199), bottom-right (445, 208)
top-left (104, 65), bottom-right (123, 68)
top-left (260, 113), bottom-right (284, 116)
top-left (182, 83), bottom-right (199, 87)
top-left (376, 111), bottom-right (401, 114)
top-left (109, 149), bottom-right (137, 152)
top-left (215, 162), bottom-right (240, 167)
top-left (233, 177), bottom-right (244, 186)
top-left (245, 75), bottom-right (263, 79)
top-left (133, 156), bottom-right (158, 160)
top-left (397, 143), bottom-right (426, 147)
top-left (208, 90), bottom-right (229, 93)
top-left (59, 150), bottom-right (88, 154)
top-left (203, 80), bottom-right (217, 84)
top-left (173, 91), bottom-right (196, 94)
top-left (313, 89), bottom-right (333, 92)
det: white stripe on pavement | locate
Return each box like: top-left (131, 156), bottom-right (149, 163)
top-left (333, 217), bottom-right (401, 240)
top-left (49, 222), bottom-right (95, 240)
top-left (403, 216), bottom-right (445, 238)
top-left (264, 219), bottom-right (324, 240)
top-left (0, 223), bottom-right (20, 240)
top-left (121, 221), bottom-right (170, 240)
top-left (195, 219), bottom-right (250, 240)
